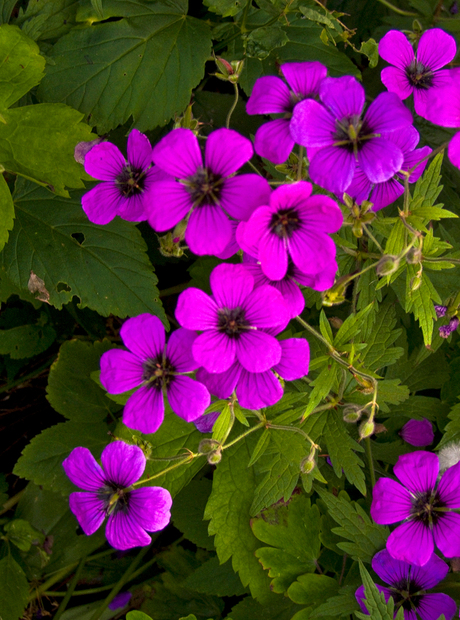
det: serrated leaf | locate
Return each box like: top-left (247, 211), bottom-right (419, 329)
top-left (0, 174), bottom-right (14, 252)
top-left (15, 0), bottom-right (78, 41)
top-left (2, 180), bottom-right (166, 320)
top-left (359, 303), bottom-right (403, 371)
top-left (318, 490), bottom-right (389, 562)
top-left (359, 38), bottom-right (378, 67)
top-left (184, 556), bottom-right (247, 597)
top-left (247, 25), bottom-right (289, 60)
top-left (287, 573), bottom-right (339, 606)
top-left (310, 585), bottom-right (359, 618)
top-left (319, 309), bottom-right (334, 344)
top-left (38, 0), bottom-right (212, 133)
top-left (437, 402), bottom-right (460, 449)
top-left (247, 430), bottom-right (271, 467)
top-left (405, 266), bottom-right (440, 345)
top-left (411, 152), bottom-right (443, 209)
top-left (172, 479), bottom-right (215, 550)
top-left (303, 362), bottom-right (338, 417)
top-left (0, 25), bottom-right (45, 107)
top-left (0, 104), bottom-right (94, 196)
top-left (0, 314), bottom-right (55, 358)
top-left (410, 206), bottom-right (457, 220)
top-left (0, 555), bottom-right (29, 620)
top-left (252, 495), bottom-right (320, 593)
top-left (334, 303), bottom-right (374, 348)
top-left (0, 0), bottom-right (17, 23)
top-left (4, 518), bottom-right (44, 551)
top-left (203, 0), bottom-right (244, 16)
top-left (357, 561), bottom-right (404, 620)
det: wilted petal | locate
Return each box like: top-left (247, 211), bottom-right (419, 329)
top-left (236, 368), bottom-right (283, 409)
top-left (379, 30), bottom-right (415, 70)
top-left (152, 128), bottom-right (202, 178)
top-left (358, 138), bottom-right (404, 184)
top-left (282, 61), bottom-right (327, 98)
top-left (167, 375), bottom-right (210, 422)
top-left (193, 330), bottom-right (236, 373)
top-left (246, 76), bottom-right (292, 114)
top-left (123, 385), bottom-right (165, 434)
top-left (393, 451), bottom-right (439, 495)
top-left (127, 128), bottom-right (153, 171)
top-left (370, 477), bottom-right (412, 523)
top-left (81, 182), bottom-right (123, 225)
top-left (101, 441), bottom-right (145, 488)
top-left (417, 28), bottom-right (457, 72)
top-left (100, 349), bottom-right (144, 394)
top-left (210, 263), bottom-right (254, 309)
top-left (437, 460), bottom-right (460, 507)
top-left (120, 314), bottom-right (165, 362)
top-left (387, 520), bottom-right (434, 566)
top-left (63, 447), bottom-right (105, 491)
top-left (235, 330), bottom-right (281, 372)
top-left (69, 492), bottom-right (105, 536)
top-left (220, 174), bottom-right (271, 221)
top-left (417, 593), bottom-right (457, 620)
top-left (186, 205), bottom-right (232, 256)
top-left (254, 119), bottom-right (294, 165)
top-left (290, 99), bottom-right (336, 147)
top-left (320, 76), bottom-right (365, 119)
top-left (206, 128), bottom-right (253, 176)
top-left (148, 181), bottom-right (192, 231)
top-left (84, 142), bottom-right (125, 181)
top-left (433, 512), bottom-right (460, 558)
top-left (175, 288), bottom-right (218, 331)
top-left (308, 146), bottom-right (355, 194)
top-left (105, 511), bottom-right (151, 550)
top-left (273, 338), bottom-right (310, 380)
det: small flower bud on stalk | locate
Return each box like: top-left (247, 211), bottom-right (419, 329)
top-left (359, 419), bottom-right (375, 440)
top-left (406, 247), bottom-right (423, 264)
top-left (300, 445), bottom-right (317, 474)
top-left (198, 438), bottom-right (221, 454)
top-left (376, 255), bottom-right (400, 276)
top-left (343, 405), bottom-right (362, 423)
top-left (156, 232), bottom-right (185, 258)
top-left (207, 449), bottom-right (222, 465)
top-left (410, 273), bottom-right (422, 292)
top-left (322, 277), bottom-right (349, 306)
top-left (214, 56), bottom-right (244, 84)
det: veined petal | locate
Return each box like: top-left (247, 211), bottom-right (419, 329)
top-left (292, 259), bottom-right (338, 292)
top-left (308, 146), bottom-right (355, 194)
top-left (297, 194), bottom-right (343, 233)
top-left (320, 76), bottom-right (365, 119)
top-left (345, 167), bottom-right (372, 204)
top-left (386, 124), bottom-right (420, 154)
top-left (167, 375), bottom-right (210, 422)
top-left (175, 288), bottom-right (218, 331)
top-left (205, 128), bottom-right (253, 176)
top-left (236, 220), bottom-right (260, 259)
top-left (69, 492), bottom-right (105, 536)
top-left (220, 174), bottom-right (271, 221)
top-left (290, 99), bottom-right (336, 147)
top-left (106, 511), bottom-right (151, 550)
top-left (273, 338), bottom-right (310, 380)
top-left (152, 128), bottom-right (202, 178)
top-left (424, 80), bottom-right (460, 128)
top-left (393, 451), bottom-right (439, 495)
top-left (370, 477), bottom-right (412, 523)
top-left (437, 461), bottom-right (460, 507)
top-left (259, 231), bottom-right (288, 280)
top-left (417, 28), bottom-right (457, 72)
top-left (192, 330), bottom-right (236, 373)
top-left (282, 61), bottom-right (327, 98)
top-left (275, 277), bottom-right (306, 317)
top-left (127, 128), bottom-right (153, 171)
top-left (364, 92), bottom-right (413, 134)
top-left (128, 487), bottom-right (172, 532)
top-left (84, 142), bottom-right (125, 181)
top-left (416, 593), bottom-right (457, 620)
top-left (379, 30), bottom-right (415, 69)
top-left (369, 178), bottom-right (404, 211)
top-left (148, 181), bottom-right (192, 231)
top-left (288, 228), bottom-right (337, 275)
top-left (271, 180), bottom-right (313, 206)
top-left (63, 447), bottom-right (105, 491)
top-left (210, 263), bottom-right (254, 309)
top-left (185, 205), bottom-right (232, 256)
top-left (123, 385), bottom-right (165, 434)
top-left (254, 119), bottom-right (295, 165)
top-left (246, 76), bottom-right (292, 114)
top-left (403, 146), bottom-right (431, 183)
top-left (116, 192), bottom-right (148, 223)
top-left (386, 520), bottom-right (434, 566)
top-left (120, 313), bottom-right (165, 362)
top-left (409, 553), bottom-right (449, 590)
top-left (81, 182), bottom-right (123, 225)
top-left (371, 549), bottom-right (409, 587)
top-left (243, 284), bottom-right (290, 328)
top-left (448, 132), bottom-right (460, 169)
top-left (242, 204), bottom-right (274, 252)
top-left (381, 66), bottom-right (413, 100)
top-left (358, 138), bottom-right (404, 184)
top-left (100, 349), bottom-right (144, 394)
top-left (101, 441), bottom-right (145, 488)
top-left (166, 328), bottom-right (198, 372)
top-left (236, 330), bottom-right (282, 372)
top-left (433, 512), bottom-right (460, 559)
top-left (196, 362), bottom-right (241, 399)
top-left (236, 368), bottom-right (283, 409)
top-left (214, 220), bottom-right (239, 259)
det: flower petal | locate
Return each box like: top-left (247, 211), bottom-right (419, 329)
top-left (105, 511), bottom-right (152, 550)
top-left (236, 330), bottom-right (282, 372)
top-left (194, 411), bottom-right (220, 433)
top-left (175, 288), bottom-right (218, 331)
top-left (196, 362), bottom-right (241, 399)
top-left (63, 447), bottom-right (105, 491)
top-left (186, 205), bottom-right (232, 256)
top-left (437, 460), bottom-right (460, 507)
top-left (123, 385), bottom-right (165, 434)
top-left (387, 124), bottom-right (420, 154)
top-left (205, 128), bottom-right (253, 176)
top-left (210, 263), bottom-right (254, 309)
top-left (345, 166), bottom-right (372, 204)
top-left (364, 92), bottom-right (413, 134)
top-left (128, 486), bottom-right (172, 531)
top-left (243, 283), bottom-right (290, 329)
top-left (370, 477), bottom-right (412, 523)
top-left (417, 28), bottom-right (457, 72)
top-left (100, 349), bottom-right (144, 394)
top-left (192, 330), bottom-right (236, 373)
top-left (282, 61), bottom-right (327, 98)
top-left (127, 128), bottom-right (153, 171)
top-left (101, 441), bottom-right (146, 487)
top-left (380, 66), bottom-right (413, 100)
top-left (148, 180), bottom-right (192, 231)
top-left (371, 548), bottom-right (409, 587)
top-left (167, 375), bottom-right (210, 422)
top-left (288, 228), bottom-right (337, 275)
top-left (120, 314), bottom-right (165, 362)
top-left (254, 119), bottom-right (295, 165)
top-left (69, 492), bottom-right (106, 536)
top-left (358, 138), bottom-right (404, 184)
top-left (274, 276), bottom-right (306, 317)
top-left (369, 178), bottom-right (404, 211)
top-left (298, 194), bottom-right (343, 233)
top-left (290, 98), bottom-right (336, 147)
top-left (84, 142), bottom-right (125, 181)
top-left (393, 451), bottom-right (439, 495)
top-left (308, 146), bottom-right (356, 194)
top-left (386, 519), bottom-right (434, 566)
top-left (166, 328), bottom-right (198, 372)
top-left (220, 174), bottom-right (271, 221)
top-left (379, 30), bottom-right (415, 70)
top-left (246, 76), bottom-right (292, 114)
top-left (273, 338), bottom-right (310, 380)
top-left (403, 146), bottom-right (431, 183)
top-left (152, 128), bottom-right (202, 178)
top-left (259, 231), bottom-right (288, 280)
top-left (416, 593), bottom-right (457, 620)
top-left (399, 418), bottom-right (434, 447)
top-left (292, 259), bottom-right (337, 291)
top-left (81, 182), bottom-right (123, 225)
top-left (448, 132), bottom-right (460, 170)
top-left (433, 512), bottom-right (460, 559)
top-left (410, 553), bottom-right (449, 590)
top-left (320, 76), bottom-right (365, 119)
top-left (236, 368), bottom-right (283, 409)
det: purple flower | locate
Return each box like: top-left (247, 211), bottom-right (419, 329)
top-left (356, 549), bottom-right (456, 620)
top-left (237, 181), bottom-right (342, 281)
top-left (379, 29), bottom-right (457, 120)
top-left (345, 126), bottom-right (431, 211)
top-left (439, 316), bottom-right (460, 338)
top-left (82, 129), bottom-right (167, 225)
top-left (100, 314), bottom-right (210, 434)
top-left (242, 253), bottom-right (337, 319)
top-left (246, 61), bottom-right (327, 164)
top-left (196, 337), bottom-right (310, 410)
top-left (290, 76), bottom-right (413, 194)
top-left (175, 263), bottom-right (290, 374)
top-left (194, 410), bottom-right (220, 433)
top-left (109, 591), bottom-right (132, 610)
top-left (148, 128), bottom-right (271, 256)
top-left (371, 451), bottom-right (460, 566)
top-left (435, 305), bottom-right (448, 318)
top-left (62, 442), bottom-right (172, 550)
top-left (400, 419), bottom-right (434, 447)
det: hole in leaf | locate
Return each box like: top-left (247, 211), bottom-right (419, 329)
top-left (71, 232), bottom-right (85, 245)
top-left (56, 282), bottom-right (71, 293)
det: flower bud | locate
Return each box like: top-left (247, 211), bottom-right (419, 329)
top-left (343, 406), bottom-right (362, 423)
top-left (173, 104), bottom-right (201, 132)
top-left (376, 255), bottom-right (400, 276)
top-left (207, 449), bottom-right (222, 465)
top-left (214, 57), bottom-right (244, 83)
top-left (198, 439), bottom-right (220, 454)
top-left (410, 274), bottom-right (422, 292)
top-left (435, 304), bottom-right (448, 319)
top-left (157, 232), bottom-right (185, 258)
top-left (439, 316), bottom-right (460, 338)
top-left (300, 456), bottom-right (316, 474)
top-left (406, 247), bottom-right (423, 264)
top-left (359, 420), bottom-right (375, 440)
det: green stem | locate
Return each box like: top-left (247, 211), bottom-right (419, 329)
top-left (240, 0), bottom-right (252, 32)
top-left (53, 555), bottom-right (88, 620)
top-left (0, 489), bottom-right (25, 515)
top-left (365, 437), bottom-right (376, 488)
top-left (159, 282), bottom-right (190, 298)
top-left (267, 423), bottom-right (319, 449)
top-left (130, 453), bottom-right (198, 488)
top-left (0, 355), bottom-right (57, 394)
top-left (221, 421), bottom-right (265, 450)
top-left (226, 82), bottom-right (239, 129)
top-left (246, 159), bottom-right (263, 176)
top-left (362, 223), bottom-right (383, 253)
top-left (375, 0), bottom-right (417, 15)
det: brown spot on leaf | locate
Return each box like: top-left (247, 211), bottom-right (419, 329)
top-left (28, 271), bottom-right (50, 304)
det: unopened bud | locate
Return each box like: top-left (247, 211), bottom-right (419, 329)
top-left (359, 420), bottom-right (375, 439)
top-left (207, 449), bottom-right (222, 465)
top-left (376, 255), bottom-right (400, 276)
top-left (410, 274), bottom-right (422, 292)
top-left (173, 104), bottom-right (200, 132)
top-left (157, 232), bottom-right (185, 258)
top-left (172, 218), bottom-right (187, 244)
top-left (214, 57), bottom-right (244, 83)
top-left (300, 457), bottom-right (316, 474)
top-left (352, 220), bottom-right (363, 238)
top-left (406, 247), bottom-right (422, 264)
top-left (329, 317), bottom-right (343, 330)
top-left (198, 439), bottom-right (220, 454)
top-left (343, 407), bottom-right (362, 423)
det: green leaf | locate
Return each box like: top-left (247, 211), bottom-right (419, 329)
top-left (47, 339), bottom-right (120, 422)
top-left (287, 573), bottom-right (339, 606)
top-left (405, 265), bottom-right (440, 346)
top-left (204, 436), bottom-right (277, 604)
top-left (172, 479), bottom-right (215, 550)
top-left (319, 309), bottom-right (334, 344)
top-left (0, 25), bottom-right (45, 108)
top-left (437, 402), bottom-right (460, 449)
top-left (411, 152), bottom-right (444, 210)
top-left (357, 561), bottom-right (404, 620)
top-left (13, 420), bottom-right (110, 494)
top-left (0, 0), bottom-right (17, 23)
top-left (203, 0), bottom-right (243, 16)
top-left (358, 38), bottom-right (379, 67)
top-left (303, 362), bottom-right (338, 416)
top-left (359, 303), bottom-right (404, 371)
top-left (247, 429), bottom-right (271, 467)
top-left (0, 104), bottom-right (94, 197)
top-left (0, 555), bottom-right (29, 620)
top-left (127, 613), bottom-right (154, 620)
top-left (252, 495), bottom-right (321, 593)
top-left (38, 0), bottom-right (212, 133)
top-left (4, 518), bottom-right (44, 551)
top-left (1, 180), bottom-right (166, 321)
top-left (334, 302), bottom-right (374, 348)
top-left (14, 0), bottom-right (78, 42)
top-left (318, 490), bottom-right (389, 562)
top-left (386, 349), bottom-right (450, 393)
top-left (0, 313), bottom-right (55, 358)
top-left (310, 585), bottom-right (360, 618)
top-left (0, 174), bottom-right (14, 252)
top-left (246, 25), bottom-right (289, 59)
top-left (230, 595), bottom-right (302, 620)
top-left (212, 404), bottom-right (232, 443)
top-left (184, 556), bottom-right (247, 597)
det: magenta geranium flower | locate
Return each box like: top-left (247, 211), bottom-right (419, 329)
top-left (379, 29), bottom-right (457, 119)
top-left (356, 549), bottom-right (456, 620)
top-left (175, 263), bottom-right (290, 374)
top-left (237, 182), bottom-right (342, 281)
top-left (400, 419), bottom-right (434, 447)
top-left (196, 337), bottom-right (310, 410)
top-left (246, 61), bottom-right (327, 164)
top-left (439, 316), bottom-right (460, 338)
top-left (62, 441), bottom-right (172, 550)
top-left (290, 76), bottom-right (413, 194)
top-left (81, 129), bottom-right (167, 225)
top-left (371, 451), bottom-right (460, 566)
top-left (100, 314), bottom-right (210, 434)
top-left (345, 126), bottom-right (432, 211)
top-left (147, 128), bottom-right (271, 256)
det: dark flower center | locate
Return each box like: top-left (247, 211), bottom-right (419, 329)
top-left (410, 490), bottom-right (446, 526)
top-left (184, 167), bottom-right (223, 206)
top-left (98, 483), bottom-right (130, 516)
top-left (217, 307), bottom-right (250, 337)
top-left (390, 578), bottom-right (424, 611)
top-left (142, 357), bottom-right (174, 389)
top-left (406, 60), bottom-right (434, 90)
top-left (333, 114), bottom-right (376, 153)
top-left (270, 208), bottom-right (301, 239)
top-left (115, 165), bottom-right (146, 197)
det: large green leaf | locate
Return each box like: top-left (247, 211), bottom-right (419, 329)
top-left (0, 174), bottom-right (14, 252)
top-left (1, 180), bottom-right (166, 321)
top-left (0, 555), bottom-right (29, 620)
top-left (14, 0), bottom-right (79, 41)
top-left (38, 0), bottom-right (212, 132)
